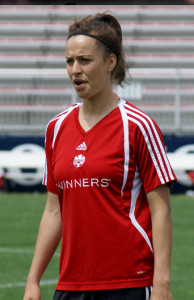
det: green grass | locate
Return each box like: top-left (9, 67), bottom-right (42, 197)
top-left (0, 193), bottom-right (194, 299)
top-left (171, 195), bottom-right (194, 299)
top-left (0, 193), bottom-right (59, 300)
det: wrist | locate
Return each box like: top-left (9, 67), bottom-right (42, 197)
top-left (153, 265), bottom-right (171, 286)
top-left (153, 278), bottom-right (171, 289)
top-left (27, 273), bottom-right (41, 286)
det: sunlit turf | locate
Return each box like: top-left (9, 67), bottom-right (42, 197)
top-left (0, 192), bottom-right (193, 299)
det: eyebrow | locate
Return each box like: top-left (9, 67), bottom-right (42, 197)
top-left (65, 55), bottom-right (93, 59)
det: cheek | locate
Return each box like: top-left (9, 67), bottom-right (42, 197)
top-left (89, 66), bottom-right (107, 85)
top-left (67, 66), bottom-right (72, 78)
top-left (89, 74), bottom-right (104, 93)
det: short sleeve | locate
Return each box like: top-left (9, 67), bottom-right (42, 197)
top-left (42, 122), bottom-right (58, 194)
top-left (133, 117), bottom-right (176, 194)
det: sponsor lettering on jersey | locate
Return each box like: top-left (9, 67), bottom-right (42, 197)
top-left (56, 178), bottom-right (111, 190)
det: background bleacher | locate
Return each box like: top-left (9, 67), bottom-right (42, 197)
top-left (0, 5), bottom-right (194, 136)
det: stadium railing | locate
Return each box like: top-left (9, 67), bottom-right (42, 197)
top-left (0, 69), bottom-right (194, 135)
top-left (0, 6), bottom-right (194, 68)
top-left (0, 5), bottom-right (194, 21)
top-left (0, 5), bottom-right (194, 135)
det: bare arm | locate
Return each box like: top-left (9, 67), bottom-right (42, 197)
top-left (23, 191), bottom-right (62, 300)
top-left (147, 184), bottom-right (173, 300)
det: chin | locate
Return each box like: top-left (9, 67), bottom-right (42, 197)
top-left (76, 91), bottom-right (94, 101)
top-left (75, 87), bottom-right (100, 101)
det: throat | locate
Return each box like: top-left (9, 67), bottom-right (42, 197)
top-left (78, 101), bottom-right (119, 132)
top-left (79, 111), bottom-right (104, 132)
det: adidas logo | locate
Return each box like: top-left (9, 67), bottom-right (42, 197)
top-left (76, 142), bottom-right (87, 151)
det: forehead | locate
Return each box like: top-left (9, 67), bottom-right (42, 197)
top-left (66, 35), bottom-right (100, 56)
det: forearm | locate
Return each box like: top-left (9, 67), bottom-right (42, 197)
top-left (151, 205), bottom-right (173, 287)
top-left (147, 185), bottom-right (173, 300)
top-left (27, 206), bottom-right (62, 285)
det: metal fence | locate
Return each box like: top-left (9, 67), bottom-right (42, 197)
top-left (0, 6), bottom-right (194, 136)
top-left (116, 69), bottom-right (194, 135)
top-left (0, 69), bottom-right (193, 136)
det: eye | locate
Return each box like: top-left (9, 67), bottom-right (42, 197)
top-left (66, 59), bottom-right (73, 65)
top-left (80, 58), bottom-right (91, 64)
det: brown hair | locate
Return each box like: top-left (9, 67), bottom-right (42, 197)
top-left (67, 13), bottom-right (127, 86)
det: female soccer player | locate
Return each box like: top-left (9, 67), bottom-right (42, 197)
top-left (23, 13), bottom-right (176, 300)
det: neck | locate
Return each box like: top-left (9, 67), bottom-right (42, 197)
top-left (78, 89), bottom-right (119, 132)
top-left (81, 89), bottom-right (119, 117)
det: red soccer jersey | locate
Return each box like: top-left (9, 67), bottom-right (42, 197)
top-left (43, 99), bottom-right (176, 291)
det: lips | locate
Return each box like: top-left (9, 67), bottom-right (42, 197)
top-left (73, 78), bottom-right (87, 89)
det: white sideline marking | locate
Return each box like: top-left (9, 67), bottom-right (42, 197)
top-left (0, 247), bottom-right (34, 254)
top-left (0, 247), bottom-right (60, 256)
top-left (0, 248), bottom-right (60, 289)
top-left (0, 279), bottom-right (58, 289)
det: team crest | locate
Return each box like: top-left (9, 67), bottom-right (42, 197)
top-left (73, 154), bottom-right (85, 168)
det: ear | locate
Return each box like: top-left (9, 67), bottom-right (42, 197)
top-left (106, 54), bottom-right (117, 73)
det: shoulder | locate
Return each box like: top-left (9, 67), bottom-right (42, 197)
top-left (44, 103), bottom-right (80, 148)
top-left (118, 99), bottom-right (165, 154)
top-left (45, 103), bottom-right (80, 134)
top-left (120, 99), bottom-right (154, 123)
top-left (119, 99), bottom-right (161, 134)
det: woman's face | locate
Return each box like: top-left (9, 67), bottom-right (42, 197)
top-left (65, 35), bottom-right (116, 100)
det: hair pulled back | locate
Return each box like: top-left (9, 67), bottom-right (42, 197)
top-left (67, 13), bottom-right (126, 86)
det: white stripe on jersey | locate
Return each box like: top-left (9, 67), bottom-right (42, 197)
top-left (119, 100), bottom-right (153, 252)
top-left (42, 157), bottom-right (48, 185)
top-left (128, 115), bottom-right (165, 184)
top-left (130, 169), bottom-right (153, 253)
top-left (119, 99), bottom-right (175, 189)
top-left (43, 104), bottom-right (80, 186)
top-left (125, 106), bottom-right (169, 182)
top-left (52, 104), bottom-right (80, 149)
top-left (125, 103), bottom-right (175, 181)
top-left (43, 104), bottom-right (79, 148)
top-left (119, 100), bottom-right (130, 196)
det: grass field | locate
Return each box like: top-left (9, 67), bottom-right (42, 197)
top-left (0, 193), bottom-right (194, 300)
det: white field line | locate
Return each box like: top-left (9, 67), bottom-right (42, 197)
top-left (0, 247), bottom-right (34, 254)
top-left (0, 279), bottom-right (58, 289)
top-left (0, 247), bottom-right (60, 256)
top-left (0, 247), bottom-right (59, 289)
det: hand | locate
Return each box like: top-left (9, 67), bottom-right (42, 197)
top-left (23, 282), bottom-right (41, 300)
top-left (150, 285), bottom-right (173, 300)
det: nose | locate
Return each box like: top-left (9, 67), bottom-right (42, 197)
top-left (72, 60), bottom-right (81, 75)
